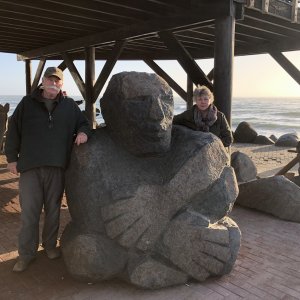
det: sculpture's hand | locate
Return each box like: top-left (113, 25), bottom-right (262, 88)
top-left (102, 184), bottom-right (173, 251)
top-left (161, 212), bottom-right (240, 281)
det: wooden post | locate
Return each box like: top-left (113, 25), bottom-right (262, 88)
top-left (31, 58), bottom-right (46, 91)
top-left (247, 0), bottom-right (255, 8)
top-left (187, 76), bottom-right (193, 109)
top-left (275, 154), bottom-right (300, 176)
top-left (291, 0), bottom-right (298, 23)
top-left (269, 51), bottom-right (300, 85)
top-left (262, 0), bottom-right (269, 13)
top-left (213, 9), bottom-right (235, 126)
top-left (85, 47), bottom-right (96, 129)
top-left (25, 60), bottom-right (32, 95)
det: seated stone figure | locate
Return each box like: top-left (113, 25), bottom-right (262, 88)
top-left (61, 72), bottom-right (241, 289)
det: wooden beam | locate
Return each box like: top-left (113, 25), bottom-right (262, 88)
top-left (242, 16), bottom-right (300, 40)
top-left (85, 47), bottom-right (96, 129)
top-left (143, 59), bottom-right (187, 101)
top-left (291, 0), bottom-right (298, 23)
top-left (213, 13), bottom-right (236, 126)
top-left (61, 52), bottom-right (86, 98)
top-left (31, 58), bottom-right (46, 91)
top-left (25, 60), bottom-right (31, 96)
top-left (18, 7), bottom-right (229, 60)
top-left (269, 51), bottom-right (300, 85)
top-left (187, 76), bottom-right (194, 109)
top-left (207, 68), bottom-right (214, 81)
top-left (57, 61), bottom-right (67, 71)
top-left (158, 30), bottom-right (213, 90)
top-left (93, 40), bottom-right (126, 100)
top-left (275, 154), bottom-right (300, 175)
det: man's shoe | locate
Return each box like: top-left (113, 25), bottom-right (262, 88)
top-left (13, 257), bottom-right (34, 272)
top-left (46, 248), bottom-right (61, 259)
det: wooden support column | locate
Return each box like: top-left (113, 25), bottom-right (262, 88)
top-left (85, 47), bottom-right (96, 129)
top-left (269, 51), bottom-right (300, 85)
top-left (213, 9), bottom-right (235, 126)
top-left (187, 76), bottom-right (193, 109)
top-left (25, 60), bottom-right (32, 95)
top-left (292, 0), bottom-right (298, 23)
top-left (262, 0), bottom-right (269, 13)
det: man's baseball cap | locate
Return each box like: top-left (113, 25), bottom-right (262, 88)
top-left (44, 67), bottom-right (63, 80)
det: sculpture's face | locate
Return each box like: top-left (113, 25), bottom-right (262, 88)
top-left (101, 72), bottom-right (174, 156)
top-left (122, 94), bottom-right (173, 144)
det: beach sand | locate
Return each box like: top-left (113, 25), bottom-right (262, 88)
top-left (0, 144), bottom-right (300, 299)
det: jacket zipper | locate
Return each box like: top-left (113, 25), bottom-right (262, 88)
top-left (48, 112), bottom-right (53, 129)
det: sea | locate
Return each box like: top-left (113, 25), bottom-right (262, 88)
top-left (1, 95), bottom-right (299, 139)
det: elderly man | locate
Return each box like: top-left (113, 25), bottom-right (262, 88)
top-left (5, 67), bottom-right (91, 272)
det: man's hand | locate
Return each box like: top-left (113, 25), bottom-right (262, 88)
top-left (74, 132), bottom-right (88, 146)
top-left (7, 162), bottom-right (18, 175)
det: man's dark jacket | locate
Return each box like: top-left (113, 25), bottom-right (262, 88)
top-left (173, 105), bottom-right (233, 147)
top-left (5, 89), bottom-right (91, 172)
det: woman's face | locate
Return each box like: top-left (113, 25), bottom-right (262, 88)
top-left (195, 94), bottom-right (211, 111)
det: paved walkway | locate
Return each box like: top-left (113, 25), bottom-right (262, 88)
top-left (1, 144), bottom-right (300, 299)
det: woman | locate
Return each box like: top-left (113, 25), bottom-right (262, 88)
top-left (173, 85), bottom-right (233, 147)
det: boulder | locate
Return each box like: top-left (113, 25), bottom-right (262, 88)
top-left (233, 121), bottom-right (258, 143)
top-left (236, 175), bottom-right (300, 222)
top-left (254, 135), bottom-right (274, 145)
top-left (269, 134), bottom-right (278, 143)
top-left (231, 151), bottom-right (257, 183)
top-left (61, 71), bottom-right (241, 289)
top-left (275, 133), bottom-right (300, 147)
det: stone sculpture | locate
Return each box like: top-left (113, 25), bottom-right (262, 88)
top-left (61, 72), bottom-right (241, 289)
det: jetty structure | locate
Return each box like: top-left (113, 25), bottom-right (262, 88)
top-left (0, 0), bottom-right (299, 128)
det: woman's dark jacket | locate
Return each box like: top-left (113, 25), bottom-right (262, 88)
top-left (173, 105), bottom-right (233, 147)
top-left (5, 89), bottom-right (91, 173)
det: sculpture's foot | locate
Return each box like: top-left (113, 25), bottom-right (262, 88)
top-left (61, 224), bottom-right (127, 281)
top-left (127, 255), bottom-right (188, 289)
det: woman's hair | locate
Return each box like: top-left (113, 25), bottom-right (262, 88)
top-left (193, 85), bottom-right (214, 103)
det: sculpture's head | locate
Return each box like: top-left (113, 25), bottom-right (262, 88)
top-left (101, 72), bottom-right (174, 156)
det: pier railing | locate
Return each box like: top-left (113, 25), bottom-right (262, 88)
top-left (246, 0), bottom-right (299, 23)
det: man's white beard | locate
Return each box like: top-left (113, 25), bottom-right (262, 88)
top-left (44, 85), bottom-right (61, 92)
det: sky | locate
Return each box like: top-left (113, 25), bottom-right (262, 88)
top-left (0, 50), bottom-right (299, 99)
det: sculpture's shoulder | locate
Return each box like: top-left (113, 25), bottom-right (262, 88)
top-left (171, 124), bottom-right (221, 153)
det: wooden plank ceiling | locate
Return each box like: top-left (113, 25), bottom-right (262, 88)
top-left (0, 0), bottom-right (299, 60)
